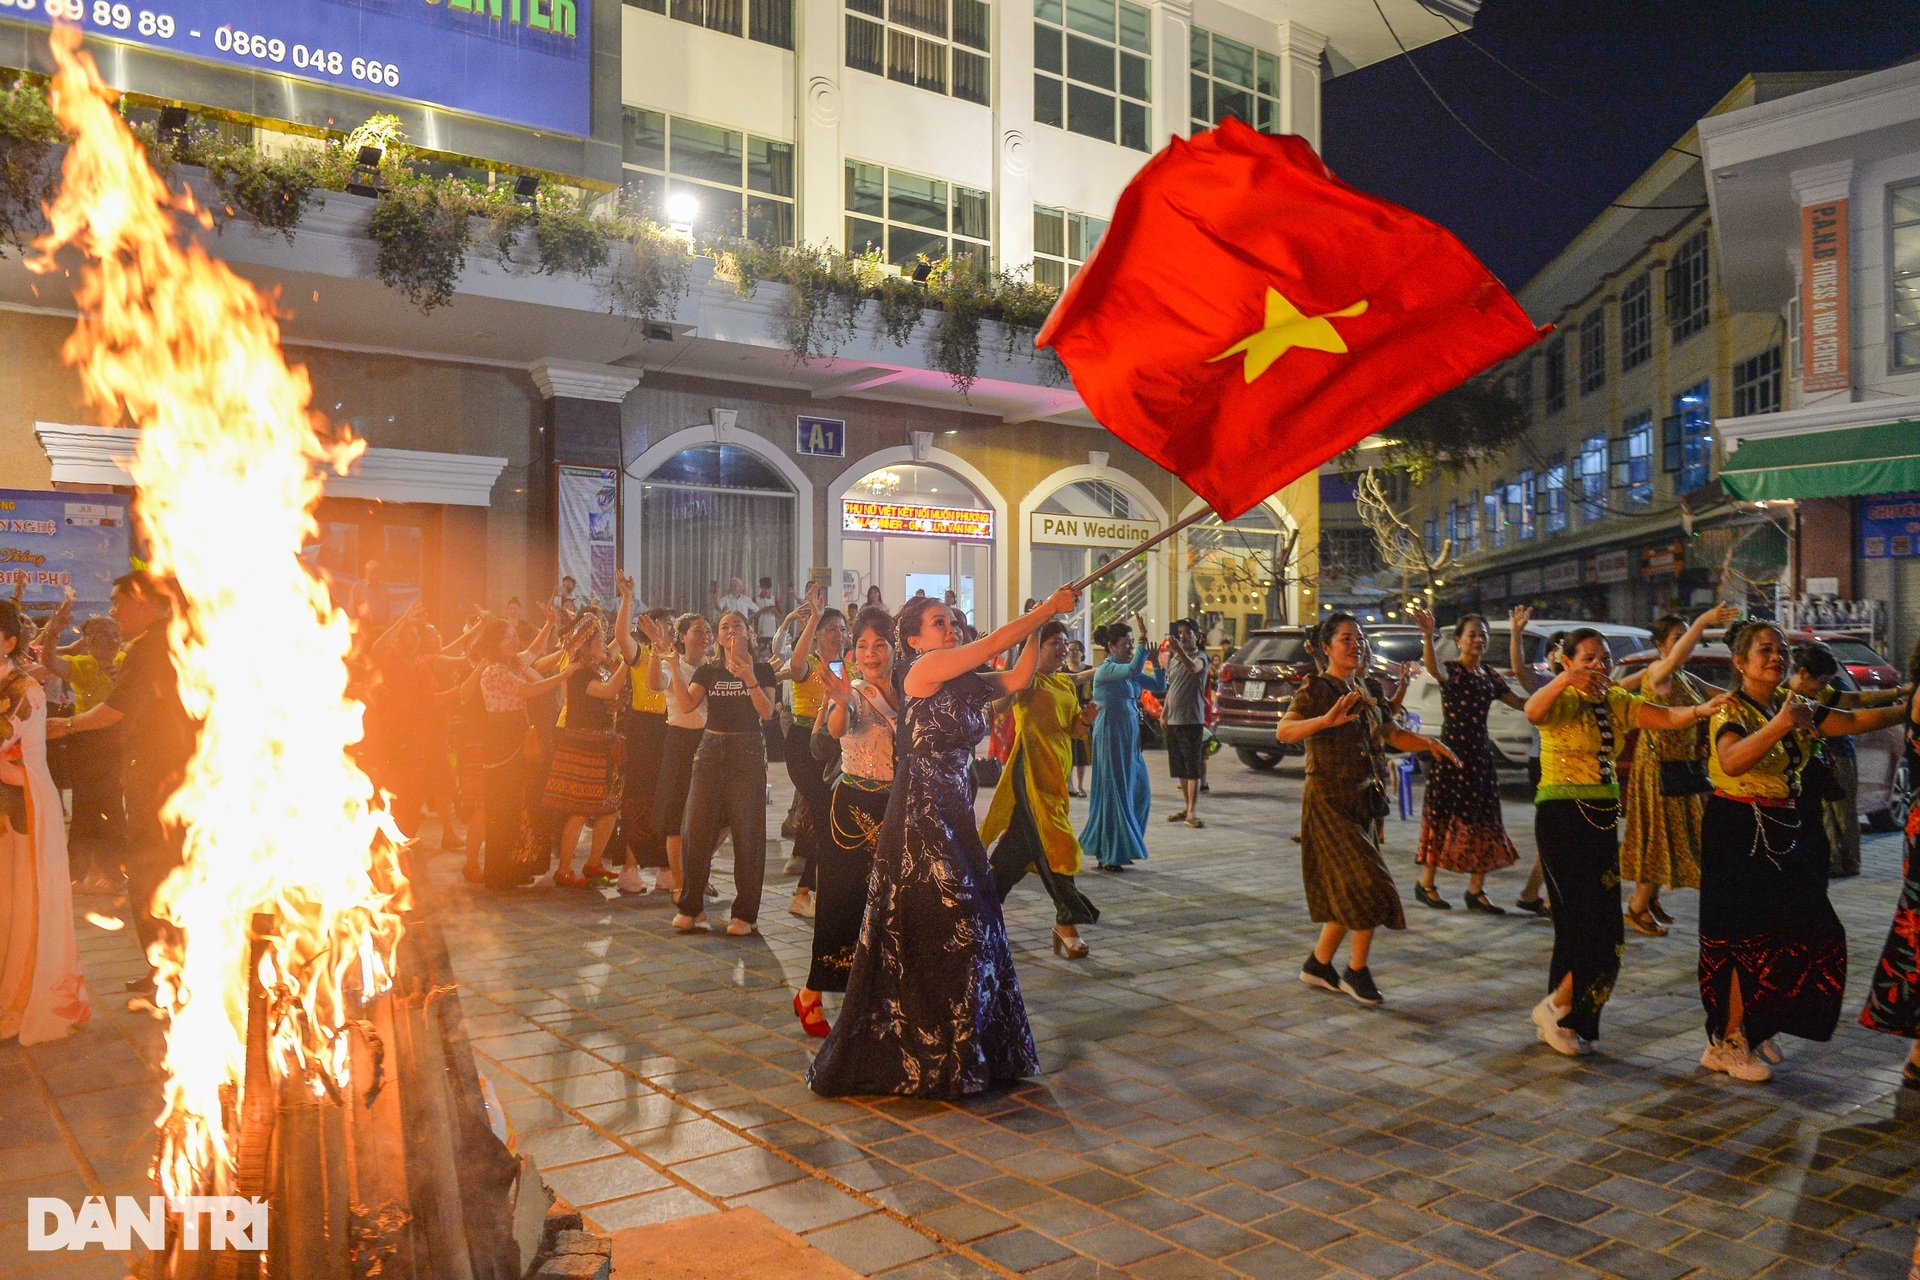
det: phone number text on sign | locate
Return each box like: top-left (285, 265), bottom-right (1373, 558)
top-left (3, 0), bottom-right (169, 32)
top-left (214, 24), bottom-right (399, 86)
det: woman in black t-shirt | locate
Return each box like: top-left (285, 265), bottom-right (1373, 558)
top-left (656, 609), bottom-right (778, 935)
top-left (543, 620), bottom-right (629, 886)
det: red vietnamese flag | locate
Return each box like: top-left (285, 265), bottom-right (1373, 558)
top-left (1036, 119), bottom-right (1545, 520)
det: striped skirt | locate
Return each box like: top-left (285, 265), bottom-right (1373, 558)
top-left (542, 728), bottom-right (621, 817)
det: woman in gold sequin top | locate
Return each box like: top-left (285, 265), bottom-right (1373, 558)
top-left (1523, 629), bottom-right (1730, 1059)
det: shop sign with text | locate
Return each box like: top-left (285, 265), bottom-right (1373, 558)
top-left (1586, 548), bottom-right (1630, 584)
top-left (794, 416), bottom-right (846, 458)
top-left (1508, 565), bottom-right (1542, 595)
top-left (1801, 199), bottom-right (1850, 392)
top-left (1543, 559), bottom-right (1581, 591)
top-left (1028, 511), bottom-right (1157, 549)
top-left (843, 499), bottom-right (993, 541)
top-left (1861, 491), bottom-right (1920, 558)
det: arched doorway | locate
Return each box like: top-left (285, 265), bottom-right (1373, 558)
top-left (630, 441), bottom-right (798, 614)
top-left (837, 462), bottom-right (995, 627)
top-left (1182, 498), bottom-right (1298, 655)
top-left (1023, 471), bottom-right (1169, 647)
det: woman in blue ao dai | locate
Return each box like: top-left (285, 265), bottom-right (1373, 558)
top-left (1081, 615), bottom-right (1165, 871)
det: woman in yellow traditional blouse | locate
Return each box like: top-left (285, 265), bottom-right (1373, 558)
top-left (984, 621), bottom-right (1101, 959)
top-left (1698, 621), bottom-right (1910, 1083)
top-left (1524, 628), bottom-right (1731, 1058)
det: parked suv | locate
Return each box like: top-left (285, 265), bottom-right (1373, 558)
top-left (1400, 618), bottom-right (1652, 767)
top-left (1215, 628), bottom-right (1315, 768)
top-left (1613, 643), bottom-right (1911, 833)
top-left (1215, 625), bottom-right (1419, 770)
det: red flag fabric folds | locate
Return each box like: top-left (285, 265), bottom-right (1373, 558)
top-left (1036, 119), bottom-right (1544, 520)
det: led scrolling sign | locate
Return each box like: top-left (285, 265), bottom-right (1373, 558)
top-left (0, 0), bottom-right (592, 136)
top-left (843, 499), bottom-right (995, 541)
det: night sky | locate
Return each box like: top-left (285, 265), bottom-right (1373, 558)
top-left (1322, 0), bottom-right (1920, 289)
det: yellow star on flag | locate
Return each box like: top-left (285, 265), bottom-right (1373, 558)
top-left (1208, 287), bottom-right (1369, 384)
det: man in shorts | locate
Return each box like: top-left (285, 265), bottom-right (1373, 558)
top-left (1162, 619), bottom-right (1211, 828)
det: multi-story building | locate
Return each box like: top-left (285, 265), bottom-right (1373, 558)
top-left (1701, 57), bottom-right (1920, 668)
top-left (0, 0), bottom-right (1466, 643)
top-left (1410, 75), bottom-right (1847, 631)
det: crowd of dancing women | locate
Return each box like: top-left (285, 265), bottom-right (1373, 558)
top-left (2, 571), bottom-right (1918, 1107)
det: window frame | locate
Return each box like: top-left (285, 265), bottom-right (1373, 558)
top-left (1667, 228), bottom-right (1711, 345)
top-left (1035, 0), bottom-right (1152, 151)
top-left (1543, 336), bottom-right (1567, 414)
top-left (1731, 346), bottom-right (1782, 417)
top-left (620, 107), bottom-right (795, 245)
top-left (1578, 310), bottom-right (1606, 395)
top-left (845, 159), bottom-right (992, 270)
top-left (1578, 431), bottom-right (1606, 523)
top-left (1190, 26), bottom-right (1280, 135)
top-left (847, 0), bottom-right (992, 105)
top-left (1515, 469), bottom-right (1535, 540)
top-left (1673, 380), bottom-right (1712, 493)
top-left (1615, 411), bottom-right (1654, 509)
top-left (1486, 482), bottom-right (1506, 549)
top-left (1544, 453), bottom-right (1567, 534)
top-left (1891, 180), bottom-right (1920, 371)
top-left (1619, 271), bottom-right (1652, 370)
top-left (1031, 204), bottom-right (1108, 290)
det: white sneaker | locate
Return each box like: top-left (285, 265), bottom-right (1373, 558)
top-left (1701, 1035), bottom-right (1773, 1082)
top-left (1756, 1038), bottom-right (1784, 1065)
top-left (1531, 995), bottom-right (1584, 1057)
top-left (788, 890), bottom-right (815, 919)
top-left (616, 864), bottom-right (646, 895)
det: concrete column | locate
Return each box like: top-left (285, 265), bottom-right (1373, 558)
top-left (1151, 0), bottom-right (1193, 149)
top-left (996, 0), bottom-right (1037, 274)
top-left (1275, 21), bottom-right (1326, 150)
top-left (795, 0), bottom-right (846, 247)
top-left (527, 358), bottom-right (643, 600)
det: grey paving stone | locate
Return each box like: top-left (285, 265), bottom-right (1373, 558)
top-left (804, 1215), bottom-right (943, 1275)
top-left (730, 1178), bottom-right (872, 1232)
top-left (971, 1227), bottom-right (1079, 1273)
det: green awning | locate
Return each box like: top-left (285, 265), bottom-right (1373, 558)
top-left (1720, 419), bottom-right (1920, 501)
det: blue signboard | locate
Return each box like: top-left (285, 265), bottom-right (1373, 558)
top-left (0, 0), bottom-right (592, 137)
top-left (0, 489), bottom-right (132, 611)
top-left (795, 416), bottom-right (847, 458)
top-left (1861, 491), bottom-right (1920, 558)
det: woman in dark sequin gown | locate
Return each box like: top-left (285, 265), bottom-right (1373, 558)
top-left (808, 586), bottom-right (1079, 1099)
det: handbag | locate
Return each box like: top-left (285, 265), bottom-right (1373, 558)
top-left (972, 754), bottom-right (1003, 789)
top-left (1659, 758), bottom-right (1711, 797)
top-left (1347, 679), bottom-right (1393, 823)
top-left (1801, 746), bottom-right (1847, 803)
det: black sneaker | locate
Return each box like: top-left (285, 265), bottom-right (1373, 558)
top-left (1299, 954), bottom-right (1341, 992)
top-left (1339, 965), bottom-right (1383, 1006)
top-left (1515, 897), bottom-right (1551, 918)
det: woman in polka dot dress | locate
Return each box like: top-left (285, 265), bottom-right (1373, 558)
top-left (1412, 607), bottom-right (1524, 914)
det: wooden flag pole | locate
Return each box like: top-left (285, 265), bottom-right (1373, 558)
top-left (1064, 507), bottom-right (1213, 594)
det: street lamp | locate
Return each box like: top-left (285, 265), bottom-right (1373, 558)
top-left (666, 192), bottom-right (698, 243)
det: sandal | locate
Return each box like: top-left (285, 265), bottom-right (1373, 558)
top-left (553, 870), bottom-right (587, 888)
top-left (793, 992), bottom-right (830, 1038)
top-left (1649, 899), bottom-right (1674, 925)
top-left (1051, 927), bottom-right (1090, 959)
top-left (1185, 816), bottom-right (1205, 828)
top-left (1414, 884), bottom-right (1451, 910)
top-left (1624, 907), bottom-right (1667, 937)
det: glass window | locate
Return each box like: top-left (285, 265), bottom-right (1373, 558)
top-left (1543, 336), bottom-right (1566, 413)
top-left (1673, 380), bottom-right (1711, 493)
top-left (846, 160), bottom-right (992, 269)
top-left (1578, 310), bottom-right (1606, 395)
top-left (621, 109), bottom-right (794, 244)
top-left (1487, 480), bottom-right (1506, 548)
top-left (1426, 517), bottom-right (1440, 560)
top-left (1732, 347), bottom-right (1781, 417)
top-left (1190, 26), bottom-right (1281, 135)
top-left (1884, 184), bottom-right (1920, 368)
top-left (1615, 411), bottom-right (1653, 509)
top-left (1545, 454), bottom-right (1567, 534)
top-left (847, 0), bottom-right (991, 104)
top-left (1515, 470), bottom-right (1535, 540)
top-left (633, 0), bottom-right (794, 47)
top-left (1512, 362), bottom-right (1531, 426)
top-left (1619, 271), bottom-right (1651, 370)
top-left (1667, 228), bottom-right (1711, 344)
top-left (1579, 431), bottom-right (1606, 523)
top-left (1031, 205), bottom-right (1108, 289)
top-left (1466, 489), bottom-right (1480, 553)
top-left (1038, 0), bottom-right (1152, 151)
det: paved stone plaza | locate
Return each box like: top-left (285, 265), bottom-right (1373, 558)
top-left (5, 755), bottom-right (1918, 1280)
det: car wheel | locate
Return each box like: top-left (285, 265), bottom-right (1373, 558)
top-left (1869, 760), bottom-right (1912, 833)
top-left (1236, 747), bottom-right (1283, 771)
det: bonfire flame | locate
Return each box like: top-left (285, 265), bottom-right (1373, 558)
top-left (32, 27), bottom-right (409, 1197)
